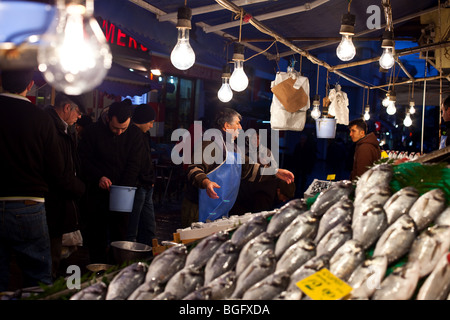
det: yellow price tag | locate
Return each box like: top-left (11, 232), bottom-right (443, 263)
top-left (381, 151), bottom-right (389, 158)
top-left (296, 268), bottom-right (353, 300)
top-left (326, 174), bottom-right (336, 181)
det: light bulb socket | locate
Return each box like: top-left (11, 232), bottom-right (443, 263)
top-left (381, 30), bottom-right (395, 48)
top-left (176, 6), bottom-right (192, 29)
top-left (339, 13), bottom-right (355, 35)
top-left (365, 105), bottom-right (370, 112)
top-left (388, 90), bottom-right (396, 102)
top-left (232, 43), bottom-right (245, 61)
top-left (222, 64), bottom-right (231, 78)
top-left (409, 100), bottom-right (415, 107)
top-left (313, 94), bottom-right (321, 106)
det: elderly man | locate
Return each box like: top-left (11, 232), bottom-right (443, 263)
top-left (348, 118), bottom-right (381, 181)
top-left (181, 107), bottom-right (294, 227)
top-left (78, 100), bottom-right (144, 263)
top-left (44, 92), bottom-right (86, 280)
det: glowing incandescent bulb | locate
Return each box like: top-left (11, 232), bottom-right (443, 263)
top-left (409, 100), bottom-right (416, 114)
top-left (217, 65), bottom-right (233, 103)
top-left (37, 1), bottom-right (112, 95)
top-left (379, 30), bottom-right (395, 70)
top-left (403, 112), bottom-right (412, 127)
top-left (311, 95), bottom-right (321, 120)
top-left (229, 44), bottom-right (248, 92)
top-left (336, 13), bottom-right (356, 62)
top-left (170, 6), bottom-right (195, 70)
top-left (364, 106), bottom-right (370, 121)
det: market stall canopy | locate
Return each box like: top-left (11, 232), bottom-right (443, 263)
top-left (97, 62), bottom-right (162, 97)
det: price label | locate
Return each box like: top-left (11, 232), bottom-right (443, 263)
top-left (296, 268), bottom-right (353, 300)
top-left (326, 174), bottom-right (336, 181)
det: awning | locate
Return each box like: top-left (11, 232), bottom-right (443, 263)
top-left (97, 62), bottom-right (162, 97)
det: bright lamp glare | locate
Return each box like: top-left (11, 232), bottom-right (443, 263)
top-left (336, 34), bottom-right (356, 61)
top-left (170, 28), bottom-right (195, 70)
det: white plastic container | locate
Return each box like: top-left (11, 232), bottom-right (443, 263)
top-left (315, 118), bottom-right (337, 139)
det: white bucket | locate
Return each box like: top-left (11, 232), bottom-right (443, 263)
top-left (109, 185), bottom-right (137, 212)
top-left (315, 118), bottom-right (337, 139)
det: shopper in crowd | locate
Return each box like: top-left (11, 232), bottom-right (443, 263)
top-left (181, 107), bottom-right (294, 228)
top-left (348, 118), bottom-right (381, 181)
top-left (439, 95), bottom-right (450, 149)
top-left (126, 104), bottom-right (156, 246)
top-left (78, 100), bottom-right (144, 263)
top-left (0, 68), bottom-right (67, 291)
top-left (43, 92), bottom-right (86, 280)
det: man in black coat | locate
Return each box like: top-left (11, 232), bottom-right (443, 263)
top-left (78, 100), bottom-right (144, 263)
top-left (0, 69), bottom-right (67, 291)
top-left (44, 92), bottom-right (86, 280)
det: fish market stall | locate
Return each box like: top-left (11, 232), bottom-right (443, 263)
top-left (8, 156), bottom-right (450, 301)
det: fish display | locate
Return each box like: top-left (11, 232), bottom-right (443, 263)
top-left (66, 162), bottom-right (450, 301)
top-left (105, 262), bottom-right (148, 300)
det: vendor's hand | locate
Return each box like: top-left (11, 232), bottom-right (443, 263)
top-left (276, 169), bottom-right (295, 184)
top-left (203, 179), bottom-right (221, 199)
top-left (99, 176), bottom-right (112, 190)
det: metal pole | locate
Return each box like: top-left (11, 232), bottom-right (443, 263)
top-left (421, 52), bottom-right (428, 154)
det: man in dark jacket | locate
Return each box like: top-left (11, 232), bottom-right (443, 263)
top-left (78, 100), bottom-right (144, 263)
top-left (348, 118), bottom-right (381, 181)
top-left (44, 92), bottom-right (86, 280)
top-left (0, 69), bottom-right (67, 291)
top-left (126, 104), bottom-right (156, 246)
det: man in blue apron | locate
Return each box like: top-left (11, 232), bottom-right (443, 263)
top-left (181, 108), bottom-right (294, 227)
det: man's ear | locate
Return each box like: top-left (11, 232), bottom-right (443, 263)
top-left (26, 80), bottom-right (34, 92)
top-left (223, 122), bottom-right (231, 131)
top-left (63, 103), bottom-right (71, 113)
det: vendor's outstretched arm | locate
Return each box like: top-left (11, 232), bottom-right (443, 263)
top-left (275, 169), bottom-right (295, 184)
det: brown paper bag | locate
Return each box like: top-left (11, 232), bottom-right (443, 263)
top-left (271, 77), bottom-right (308, 113)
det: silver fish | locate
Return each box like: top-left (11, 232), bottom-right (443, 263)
top-left (310, 180), bottom-right (354, 217)
top-left (329, 240), bottom-right (365, 281)
top-left (181, 286), bottom-right (213, 300)
top-left (352, 202), bottom-right (388, 250)
top-left (286, 255), bottom-right (330, 292)
top-left (408, 188), bottom-right (447, 231)
top-left (314, 196), bottom-right (353, 244)
top-left (273, 289), bottom-right (303, 300)
top-left (241, 271), bottom-right (290, 300)
top-left (230, 214), bottom-right (268, 249)
top-left (276, 239), bottom-right (316, 275)
top-left (275, 211), bottom-right (319, 258)
top-left (373, 214), bottom-right (417, 264)
top-left (185, 230), bottom-right (229, 268)
top-left (347, 255), bottom-right (388, 299)
top-left (127, 281), bottom-right (163, 300)
top-left (161, 265), bottom-right (204, 299)
top-left (204, 240), bottom-right (239, 285)
top-left (152, 291), bottom-right (178, 300)
top-left (355, 163), bottom-right (393, 200)
top-left (416, 252), bottom-right (450, 300)
top-left (435, 206), bottom-right (450, 226)
top-left (383, 186), bottom-right (420, 225)
top-left (235, 232), bottom-right (275, 276)
top-left (145, 244), bottom-right (187, 284)
top-left (203, 270), bottom-right (237, 300)
top-left (316, 222), bottom-right (352, 258)
top-left (407, 225), bottom-right (450, 278)
top-left (267, 199), bottom-right (308, 236)
top-left (231, 249), bottom-right (277, 299)
top-left (70, 281), bottom-right (107, 300)
top-left (353, 185), bottom-right (391, 223)
top-left (371, 261), bottom-right (420, 300)
top-left (105, 262), bottom-right (148, 300)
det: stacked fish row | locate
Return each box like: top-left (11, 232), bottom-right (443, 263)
top-left (71, 164), bottom-right (450, 300)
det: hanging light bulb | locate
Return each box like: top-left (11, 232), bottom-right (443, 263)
top-left (336, 13), bottom-right (356, 61)
top-left (386, 89), bottom-right (396, 115)
top-left (364, 105), bottom-right (370, 121)
top-left (217, 65), bottom-right (233, 103)
top-left (311, 95), bottom-right (321, 120)
top-left (403, 111), bottom-right (412, 127)
top-left (170, 6), bottom-right (195, 70)
top-left (229, 43), bottom-right (249, 92)
top-left (382, 92), bottom-right (390, 107)
top-left (37, 0), bottom-right (112, 95)
top-left (409, 100), bottom-right (416, 114)
top-left (379, 30), bottom-right (395, 70)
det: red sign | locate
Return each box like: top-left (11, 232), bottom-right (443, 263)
top-left (375, 121), bottom-right (381, 131)
top-left (98, 18), bottom-right (148, 52)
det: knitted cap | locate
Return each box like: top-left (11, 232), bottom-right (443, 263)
top-left (132, 104), bottom-right (155, 124)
